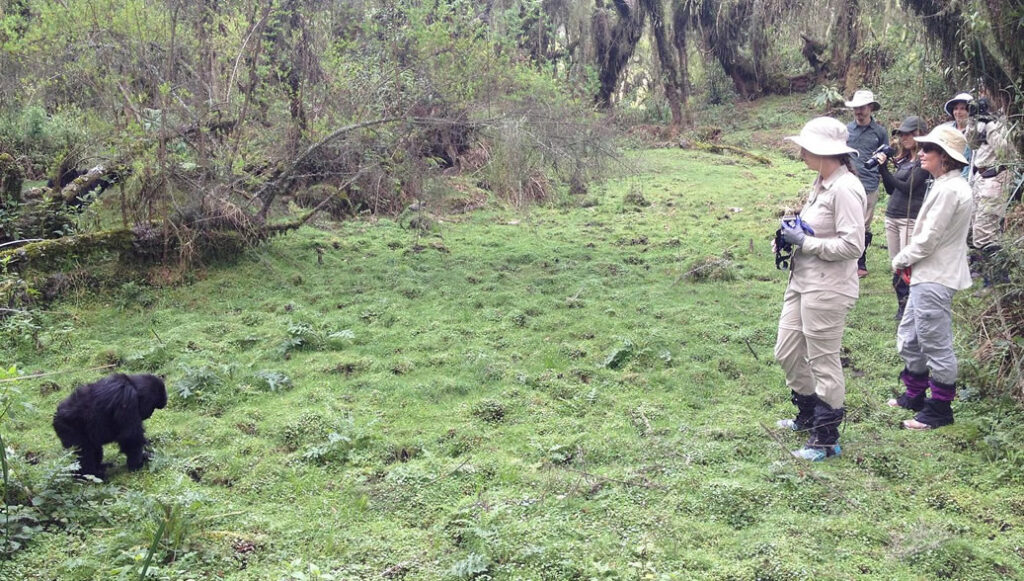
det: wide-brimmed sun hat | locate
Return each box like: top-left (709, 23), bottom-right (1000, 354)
top-left (914, 125), bottom-right (968, 164)
top-left (892, 116), bottom-right (925, 135)
top-left (785, 117), bottom-right (859, 157)
top-left (844, 89), bottom-right (881, 110)
top-left (943, 92), bottom-right (973, 116)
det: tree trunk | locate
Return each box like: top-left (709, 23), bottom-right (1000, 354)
top-left (641, 0), bottom-right (684, 130)
top-left (594, 0), bottom-right (647, 108)
top-left (671, 1), bottom-right (692, 125)
top-left (831, 0), bottom-right (862, 94)
top-left (692, 0), bottom-right (764, 99)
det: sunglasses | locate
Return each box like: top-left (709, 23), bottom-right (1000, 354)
top-left (920, 144), bottom-right (942, 154)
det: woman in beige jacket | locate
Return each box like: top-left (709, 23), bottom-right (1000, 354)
top-left (889, 125), bottom-right (974, 429)
top-left (774, 117), bottom-right (866, 461)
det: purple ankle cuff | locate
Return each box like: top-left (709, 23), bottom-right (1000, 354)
top-left (929, 381), bottom-right (956, 402)
top-left (900, 369), bottom-right (929, 396)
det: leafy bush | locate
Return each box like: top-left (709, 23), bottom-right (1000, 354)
top-left (0, 105), bottom-right (89, 178)
top-left (301, 418), bottom-right (378, 465)
top-left (173, 363), bottom-right (230, 401)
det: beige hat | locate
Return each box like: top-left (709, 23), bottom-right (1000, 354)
top-left (785, 117), bottom-right (859, 157)
top-left (943, 92), bottom-right (973, 116)
top-left (844, 89), bottom-right (881, 110)
top-left (914, 125), bottom-right (968, 164)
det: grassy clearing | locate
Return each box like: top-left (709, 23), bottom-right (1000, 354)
top-left (3, 106), bottom-right (1024, 579)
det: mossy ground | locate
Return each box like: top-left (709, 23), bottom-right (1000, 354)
top-left (3, 101), bottom-right (1024, 580)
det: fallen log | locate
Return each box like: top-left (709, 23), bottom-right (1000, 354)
top-left (0, 222), bottom-right (249, 272)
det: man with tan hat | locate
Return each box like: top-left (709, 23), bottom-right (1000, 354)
top-left (844, 89), bottom-right (888, 278)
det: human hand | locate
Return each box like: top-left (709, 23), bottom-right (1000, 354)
top-left (780, 221), bottom-right (806, 247)
top-left (873, 152), bottom-right (888, 166)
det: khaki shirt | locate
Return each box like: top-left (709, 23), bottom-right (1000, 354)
top-left (892, 171), bottom-right (974, 290)
top-left (789, 165), bottom-right (867, 299)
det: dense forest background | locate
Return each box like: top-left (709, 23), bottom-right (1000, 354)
top-left (1, 0), bottom-right (1021, 229)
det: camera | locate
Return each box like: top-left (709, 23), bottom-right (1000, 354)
top-left (863, 143), bottom-right (894, 169)
top-left (969, 97), bottom-right (994, 122)
top-left (774, 214), bottom-right (815, 270)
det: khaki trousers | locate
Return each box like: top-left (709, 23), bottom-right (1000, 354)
top-left (864, 189), bottom-right (880, 231)
top-left (885, 217), bottom-right (915, 261)
top-left (970, 171), bottom-right (1009, 249)
top-left (774, 288), bottom-right (857, 409)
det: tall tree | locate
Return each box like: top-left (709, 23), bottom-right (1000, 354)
top-left (641, 0), bottom-right (686, 129)
top-left (594, 0), bottom-right (647, 108)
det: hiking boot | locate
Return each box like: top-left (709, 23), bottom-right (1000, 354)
top-left (792, 400), bottom-right (845, 461)
top-left (889, 368), bottom-right (928, 412)
top-left (791, 444), bottom-right (841, 461)
top-left (777, 390), bottom-right (816, 432)
top-left (811, 402), bottom-right (844, 447)
top-left (903, 399), bottom-right (954, 430)
top-left (887, 392), bottom-right (925, 411)
top-left (902, 380), bottom-right (954, 430)
top-left (856, 232), bottom-right (872, 278)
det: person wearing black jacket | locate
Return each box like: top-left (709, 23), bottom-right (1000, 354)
top-left (872, 116), bottom-right (931, 321)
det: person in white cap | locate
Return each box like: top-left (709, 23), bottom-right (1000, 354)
top-left (889, 124), bottom-right (974, 430)
top-left (844, 89), bottom-right (888, 278)
top-left (774, 116), bottom-right (866, 461)
top-left (941, 92), bottom-right (974, 179)
top-left (942, 92), bottom-right (973, 133)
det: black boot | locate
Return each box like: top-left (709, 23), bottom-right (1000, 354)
top-left (903, 380), bottom-right (955, 430)
top-left (888, 368), bottom-right (928, 411)
top-left (892, 272), bottom-right (909, 321)
top-left (777, 390), bottom-right (816, 432)
top-left (792, 398), bottom-right (844, 461)
top-left (857, 232), bottom-right (872, 277)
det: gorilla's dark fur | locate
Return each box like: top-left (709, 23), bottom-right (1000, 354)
top-left (52, 373), bottom-right (167, 479)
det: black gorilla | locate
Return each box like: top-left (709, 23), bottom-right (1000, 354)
top-left (52, 373), bottom-right (167, 479)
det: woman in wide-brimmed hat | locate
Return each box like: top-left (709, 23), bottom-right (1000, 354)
top-left (889, 125), bottom-right (974, 430)
top-left (773, 117), bottom-right (866, 461)
top-left (872, 115), bottom-right (930, 321)
top-left (943, 92), bottom-right (973, 133)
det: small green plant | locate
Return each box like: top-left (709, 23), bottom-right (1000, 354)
top-left (0, 310), bottom-right (42, 355)
top-left (173, 364), bottom-right (226, 401)
top-left (813, 84), bottom-right (844, 110)
top-left (115, 281), bottom-right (155, 311)
top-left (252, 370), bottom-right (292, 392)
top-left (470, 398), bottom-right (506, 424)
top-left (301, 418), bottom-right (377, 465)
top-left (684, 253), bottom-right (736, 282)
top-left (448, 552), bottom-right (490, 579)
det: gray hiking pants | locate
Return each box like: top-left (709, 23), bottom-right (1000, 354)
top-left (897, 282), bottom-right (958, 385)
